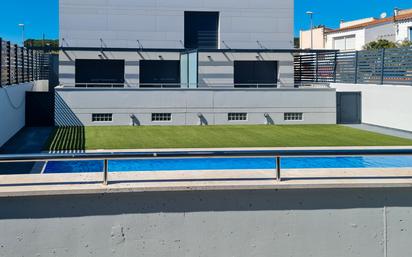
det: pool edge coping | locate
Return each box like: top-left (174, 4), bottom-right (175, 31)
top-left (2, 167), bottom-right (412, 197)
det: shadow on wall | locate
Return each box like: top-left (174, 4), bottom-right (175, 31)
top-left (265, 114), bottom-right (274, 125)
top-left (47, 93), bottom-right (86, 152)
top-left (1, 188), bottom-right (412, 219)
top-left (130, 115), bottom-right (140, 126)
top-left (55, 93), bottom-right (84, 127)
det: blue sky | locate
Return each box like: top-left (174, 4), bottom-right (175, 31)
top-left (295, 0), bottom-right (412, 35)
top-left (0, 0), bottom-right (411, 44)
top-left (0, 1), bottom-right (59, 44)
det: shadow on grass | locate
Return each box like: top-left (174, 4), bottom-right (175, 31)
top-left (45, 126), bottom-right (86, 152)
top-left (46, 92), bottom-right (86, 152)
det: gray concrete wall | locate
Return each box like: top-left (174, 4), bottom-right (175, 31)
top-left (0, 83), bottom-right (33, 147)
top-left (59, 0), bottom-right (293, 49)
top-left (1, 188), bottom-right (412, 257)
top-left (59, 50), bottom-right (295, 88)
top-left (331, 83), bottom-right (412, 132)
top-left (55, 87), bottom-right (336, 126)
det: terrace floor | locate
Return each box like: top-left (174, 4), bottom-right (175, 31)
top-left (0, 127), bottom-right (54, 175)
top-left (346, 124), bottom-right (412, 140)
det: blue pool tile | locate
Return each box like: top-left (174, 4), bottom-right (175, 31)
top-left (44, 160), bottom-right (103, 173)
top-left (43, 156), bottom-right (412, 174)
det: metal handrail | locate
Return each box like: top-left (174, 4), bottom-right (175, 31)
top-left (1, 149), bottom-right (412, 185)
top-left (63, 83), bottom-right (289, 89)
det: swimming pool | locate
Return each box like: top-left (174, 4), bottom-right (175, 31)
top-left (43, 156), bottom-right (412, 174)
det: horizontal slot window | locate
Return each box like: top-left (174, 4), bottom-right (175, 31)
top-left (228, 113), bottom-right (247, 121)
top-left (152, 113), bottom-right (172, 122)
top-left (92, 113), bottom-right (113, 122)
top-left (284, 113), bottom-right (303, 121)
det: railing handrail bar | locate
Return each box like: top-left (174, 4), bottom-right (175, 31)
top-left (72, 83), bottom-right (280, 86)
top-left (1, 149), bottom-right (412, 163)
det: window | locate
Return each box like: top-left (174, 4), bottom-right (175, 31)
top-left (284, 113), bottom-right (303, 121)
top-left (185, 11), bottom-right (219, 49)
top-left (234, 61), bottom-right (278, 88)
top-left (409, 27), bottom-right (412, 41)
top-left (152, 113), bottom-right (172, 122)
top-left (333, 35), bottom-right (356, 51)
top-left (140, 60), bottom-right (180, 88)
top-left (180, 51), bottom-right (198, 88)
top-left (92, 113), bottom-right (113, 122)
top-left (75, 59), bottom-right (125, 87)
top-left (228, 113), bottom-right (247, 121)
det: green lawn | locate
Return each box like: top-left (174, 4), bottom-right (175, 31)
top-left (45, 125), bottom-right (412, 151)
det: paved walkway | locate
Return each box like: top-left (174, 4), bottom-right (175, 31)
top-left (0, 127), bottom-right (54, 174)
top-left (345, 124), bottom-right (412, 140)
top-left (2, 168), bottom-right (412, 197)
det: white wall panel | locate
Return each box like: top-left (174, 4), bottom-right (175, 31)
top-left (332, 83), bottom-right (412, 132)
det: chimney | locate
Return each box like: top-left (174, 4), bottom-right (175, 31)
top-left (394, 7), bottom-right (399, 16)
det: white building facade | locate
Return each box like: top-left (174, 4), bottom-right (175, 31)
top-left (301, 9), bottom-right (412, 51)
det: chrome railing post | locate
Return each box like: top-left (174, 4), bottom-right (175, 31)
top-left (276, 156), bottom-right (281, 182)
top-left (103, 159), bottom-right (109, 185)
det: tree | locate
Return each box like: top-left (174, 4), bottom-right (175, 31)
top-left (24, 39), bottom-right (59, 48)
top-left (363, 39), bottom-right (397, 50)
top-left (398, 40), bottom-right (412, 48)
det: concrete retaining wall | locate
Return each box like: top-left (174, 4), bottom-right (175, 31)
top-left (331, 83), bottom-right (412, 132)
top-left (55, 88), bottom-right (337, 126)
top-left (0, 83), bottom-right (33, 147)
top-left (1, 188), bottom-right (412, 257)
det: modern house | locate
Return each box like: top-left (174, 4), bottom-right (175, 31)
top-left (300, 8), bottom-right (412, 50)
top-left (56, 0), bottom-right (337, 126)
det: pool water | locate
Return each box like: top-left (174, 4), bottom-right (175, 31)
top-left (43, 156), bottom-right (412, 174)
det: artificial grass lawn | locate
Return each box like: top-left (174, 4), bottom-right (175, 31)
top-left (45, 125), bottom-right (412, 151)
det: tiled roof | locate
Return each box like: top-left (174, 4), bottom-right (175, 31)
top-left (327, 12), bottom-right (412, 33)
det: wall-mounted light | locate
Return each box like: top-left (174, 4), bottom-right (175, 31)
top-left (256, 40), bottom-right (267, 49)
top-left (158, 55), bottom-right (164, 60)
top-left (222, 41), bottom-right (231, 49)
top-left (137, 40), bottom-right (143, 49)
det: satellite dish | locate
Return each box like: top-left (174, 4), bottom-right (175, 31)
top-left (380, 12), bottom-right (387, 19)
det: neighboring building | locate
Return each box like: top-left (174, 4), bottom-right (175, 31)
top-left (300, 8), bottom-right (412, 50)
top-left (299, 26), bottom-right (332, 49)
top-left (396, 8), bottom-right (412, 42)
top-left (56, 0), bottom-right (337, 126)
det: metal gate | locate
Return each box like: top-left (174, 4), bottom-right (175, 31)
top-left (337, 92), bottom-right (361, 124)
top-left (25, 92), bottom-right (54, 126)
